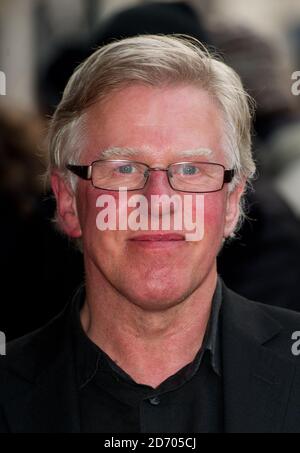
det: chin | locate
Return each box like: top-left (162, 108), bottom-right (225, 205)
top-left (121, 280), bottom-right (195, 312)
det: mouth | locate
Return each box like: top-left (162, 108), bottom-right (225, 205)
top-left (128, 233), bottom-right (186, 249)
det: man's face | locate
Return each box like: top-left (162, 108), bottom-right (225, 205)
top-left (54, 84), bottom-right (244, 310)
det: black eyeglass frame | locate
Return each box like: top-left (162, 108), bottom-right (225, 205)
top-left (66, 159), bottom-right (235, 194)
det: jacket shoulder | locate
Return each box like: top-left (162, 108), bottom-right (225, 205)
top-left (225, 284), bottom-right (300, 326)
top-left (8, 305), bottom-right (68, 355)
top-left (223, 283), bottom-right (300, 360)
top-left (0, 303), bottom-right (72, 393)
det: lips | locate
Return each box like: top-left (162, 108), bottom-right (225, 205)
top-left (129, 233), bottom-right (185, 241)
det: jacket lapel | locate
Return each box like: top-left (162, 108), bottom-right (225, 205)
top-left (222, 286), bottom-right (296, 433)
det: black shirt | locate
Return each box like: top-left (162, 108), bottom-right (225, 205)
top-left (71, 279), bottom-right (223, 433)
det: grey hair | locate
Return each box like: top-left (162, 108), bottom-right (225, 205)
top-left (47, 34), bottom-right (256, 230)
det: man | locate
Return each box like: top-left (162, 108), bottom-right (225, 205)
top-left (1, 35), bottom-right (300, 433)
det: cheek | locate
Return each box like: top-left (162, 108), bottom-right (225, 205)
top-left (77, 187), bottom-right (129, 255)
top-left (201, 193), bottom-right (226, 237)
top-left (76, 186), bottom-right (117, 236)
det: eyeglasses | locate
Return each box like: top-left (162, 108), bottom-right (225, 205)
top-left (66, 159), bottom-right (235, 193)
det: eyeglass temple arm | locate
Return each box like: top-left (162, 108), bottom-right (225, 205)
top-left (223, 169), bottom-right (235, 183)
top-left (66, 164), bottom-right (92, 180)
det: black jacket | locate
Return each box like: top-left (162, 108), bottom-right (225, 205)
top-left (1, 283), bottom-right (300, 433)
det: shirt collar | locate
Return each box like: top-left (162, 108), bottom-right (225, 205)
top-left (72, 277), bottom-right (222, 390)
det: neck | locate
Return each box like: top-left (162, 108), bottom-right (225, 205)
top-left (80, 263), bottom-right (217, 388)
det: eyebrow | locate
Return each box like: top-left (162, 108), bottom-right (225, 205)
top-left (99, 147), bottom-right (140, 159)
top-left (98, 146), bottom-right (213, 160)
top-left (179, 148), bottom-right (213, 159)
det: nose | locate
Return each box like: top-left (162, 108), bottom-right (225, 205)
top-left (142, 168), bottom-right (174, 197)
top-left (139, 168), bottom-right (183, 223)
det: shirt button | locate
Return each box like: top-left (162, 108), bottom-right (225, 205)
top-left (149, 396), bottom-right (160, 405)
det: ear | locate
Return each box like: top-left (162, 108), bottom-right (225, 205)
top-left (223, 181), bottom-right (246, 238)
top-left (51, 171), bottom-right (82, 238)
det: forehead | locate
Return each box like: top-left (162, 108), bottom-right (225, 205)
top-left (81, 84), bottom-right (226, 163)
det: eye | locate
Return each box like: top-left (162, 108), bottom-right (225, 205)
top-left (180, 164), bottom-right (200, 176)
top-left (117, 164), bottom-right (137, 174)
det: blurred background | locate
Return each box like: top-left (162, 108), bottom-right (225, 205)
top-left (0, 0), bottom-right (300, 340)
